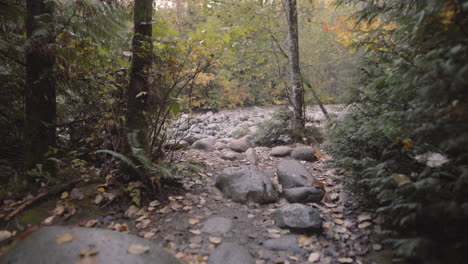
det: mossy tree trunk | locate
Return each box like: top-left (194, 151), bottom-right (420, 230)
top-left (285, 0), bottom-right (305, 142)
top-left (24, 0), bottom-right (57, 178)
top-left (123, 0), bottom-right (153, 177)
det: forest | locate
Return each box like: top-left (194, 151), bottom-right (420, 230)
top-left (0, 0), bottom-right (467, 263)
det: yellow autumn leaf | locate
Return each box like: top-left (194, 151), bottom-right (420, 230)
top-left (401, 138), bottom-right (414, 150)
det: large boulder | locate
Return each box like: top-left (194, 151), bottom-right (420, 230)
top-left (270, 146), bottom-right (291, 157)
top-left (228, 138), bottom-right (252, 153)
top-left (192, 138), bottom-right (215, 152)
top-left (273, 203), bottom-right (322, 232)
top-left (0, 226), bottom-right (183, 264)
top-left (283, 187), bottom-right (324, 203)
top-left (276, 160), bottom-right (315, 189)
top-left (291, 147), bottom-right (316, 162)
top-left (215, 166), bottom-right (278, 204)
top-left (208, 242), bottom-right (254, 264)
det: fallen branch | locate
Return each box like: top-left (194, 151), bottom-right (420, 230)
top-left (4, 192), bottom-right (47, 221)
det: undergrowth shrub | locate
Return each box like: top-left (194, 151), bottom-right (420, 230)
top-left (327, 1), bottom-right (468, 263)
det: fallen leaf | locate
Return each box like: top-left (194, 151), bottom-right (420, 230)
top-left (94, 194), bottom-right (103, 204)
top-left (267, 228), bottom-right (281, 234)
top-left (209, 236), bottom-right (222, 244)
top-left (97, 187), bottom-right (106, 193)
top-left (357, 214), bottom-right (371, 223)
top-left (334, 219), bottom-right (344, 225)
top-left (85, 219), bottom-right (99, 227)
top-left (0, 230), bottom-right (12, 242)
top-left (80, 248), bottom-right (99, 257)
top-left (188, 218), bottom-right (199, 225)
top-left (338, 257), bottom-right (353, 263)
top-left (143, 229), bottom-right (158, 239)
top-left (56, 232), bottom-right (78, 244)
top-left (358, 221), bottom-right (372, 229)
top-left (392, 173), bottom-right (411, 187)
top-left (149, 200), bottom-right (160, 207)
top-left (289, 256), bottom-right (299, 261)
top-left (52, 205), bottom-right (65, 216)
top-left (43, 215), bottom-right (55, 225)
top-left (335, 226), bottom-right (347, 234)
top-left (136, 219), bottom-right (151, 229)
top-left (112, 223), bottom-right (129, 233)
top-left (189, 229), bottom-right (202, 235)
top-left (61, 192), bottom-right (69, 199)
top-left (128, 244), bottom-right (150, 255)
top-left (248, 233), bottom-right (257, 239)
top-left (308, 252), bottom-right (321, 262)
top-left (372, 244), bottom-right (383, 251)
top-left (297, 235), bottom-right (314, 247)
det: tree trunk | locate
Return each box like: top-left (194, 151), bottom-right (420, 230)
top-left (285, 0), bottom-right (304, 142)
top-left (124, 0), bottom-right (153, 177)
top-left (24, 0), bottom-right (56, 176)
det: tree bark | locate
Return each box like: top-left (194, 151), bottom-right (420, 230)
top-left (124, 0), bottom-right (153, 176)
top-left (24, 0), bottom-right (57, 175)
top-left (285, 0), bottom-right (304, 142)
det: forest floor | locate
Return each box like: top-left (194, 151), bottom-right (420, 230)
top-left (0, 106), bottom-right (393, 264)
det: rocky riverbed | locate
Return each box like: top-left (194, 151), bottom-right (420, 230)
top-left (1, 105), bottom-right (391, 264)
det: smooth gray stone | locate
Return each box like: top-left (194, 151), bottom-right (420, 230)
top-left (245, 148), bottom-right (257, 164)
top-left (276, 160), bottom-right (315, 189)
top-left (273, 203), bottom-right (322, 232)
top-left (283, 187), bottom-right (324, 203)
top-left (0, 226), bottom-right (183, 264)
top-left (201, 217), bottom-right (233, 236)
top-left (179, 123), bottom-right (190, 131)
top-left (291, 147), bottom-right (316, 162)
top-left (192, 138), bottom-right (215, 152)
top-left (263, 235), bottom-right (308, 256)
top-left (208, 242), bottom-right (254, 264)
top-left (220, 150), bottom-right (243, 161)
top-left (215, 166), bottom-right (278, 204)
top-left (214, 142), bottom-right (228, 150)
top-left (228, 138), bottom-right (251, 153)
top-left (182, 135), bottom-right (200, 145)
top-left (270, 146), bottom-right (291, 157)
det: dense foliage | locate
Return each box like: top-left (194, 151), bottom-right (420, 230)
top-left (326, 0), bottom-right (468, 262)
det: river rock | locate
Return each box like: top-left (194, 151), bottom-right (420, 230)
top-left (220, 150), bottom-right (243, 161)
top-left (214, 142), bottom-right (228, 150)
top-left (182, 135), bottom-right (201, 145)
top-left (273, 203), bottom-right (322, 232)
top-left (283, 187), bottom-right (324, 203)
top-left (0, 226), bottom-right (183, 264)
top-left (245, 148), bottom-right (257, 164)
top-left (179, 122), bottom-right (190, 131)
top-left (263, 235), bottom-right (308, 256)
top-left (291, 147), bottom-right (316, 162)
top-left (270, 146), bottom-right (291, 157)
top-left (201, 217), bottom-right (233, 236)
top-left (228, 138), bottom-right (251, 153)
top-left (276, 160), bottom-right (315, 189)
top-left (192, 139), bottom-right (215, 152)
top-left (215, 166), bottom-right (278, 204)
top-left (208, 242), bottom-right (254, 264)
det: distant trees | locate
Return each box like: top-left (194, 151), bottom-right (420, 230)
top-left (24, 0), bottom-right (57, 177)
